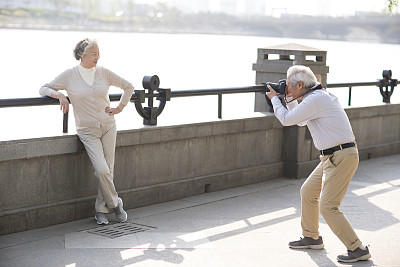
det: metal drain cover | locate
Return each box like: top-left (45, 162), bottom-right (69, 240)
top-left (87, 222), bottom-right (156, 239)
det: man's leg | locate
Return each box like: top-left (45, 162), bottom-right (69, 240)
top-left (289, 161), bottom-right (324, 249)
top-left (319, 147), bottom-right (361, 251)
top-left (300, 162), bottom-right (323, 239)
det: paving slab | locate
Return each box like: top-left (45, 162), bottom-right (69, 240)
top-left (0, 154), bottom-right (400, 267)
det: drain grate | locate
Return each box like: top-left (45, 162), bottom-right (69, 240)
top-left (86, 222), bottom-right (156, 239)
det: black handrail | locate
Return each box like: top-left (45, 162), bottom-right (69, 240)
top-left (170, 86), bottom-right (265, 97)
top-left (0, 72), bottom-right (397, 132)
top-left (327, 81), bottom-right (382, 106)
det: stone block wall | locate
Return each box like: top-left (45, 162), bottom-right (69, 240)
top-left (1, 103), bottom-right (399, 235)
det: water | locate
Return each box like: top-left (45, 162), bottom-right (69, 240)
top-left (1, 29), bottom-right (399, 141)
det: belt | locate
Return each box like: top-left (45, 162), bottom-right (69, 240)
top-left (320, 142), bottom-right (356, 156)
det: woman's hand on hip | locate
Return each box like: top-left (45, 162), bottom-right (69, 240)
top-left (105, 105), bottom-right (123, 116)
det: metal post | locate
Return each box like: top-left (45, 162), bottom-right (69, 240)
top-left (379, 80), bottom-right (391, 104)
top-left (135, 75), bottom-right (170, 126)
top-left (390, 79), bottom-right (397, 103)
top-left (379, 70), bottom-right (397, 104)
top-left (218, 94), bottom-right (222, 119)
top-left (63, 112), bottom-right (68, 133)
top-left (348, 86), bottom-right (352, 106)
top-left (385, 85), bottom-right (391, 103)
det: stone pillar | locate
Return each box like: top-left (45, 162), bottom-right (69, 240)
top-left (252, 43), bottom-right (330, 178)
top-left (253, 43), bottom-right (329, 112)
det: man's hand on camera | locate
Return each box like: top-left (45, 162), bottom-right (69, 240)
top-left (266, 85), bottom-right (280, 100)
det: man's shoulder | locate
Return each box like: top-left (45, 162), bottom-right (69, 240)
top-left (311, 89), bottom-right (333, 99)
top-left (303, 89), bottom-right (326, 100)
top-left (309, 89), bottom-right (343, 110)
top-left (301, 89), bottom-right (334, 108)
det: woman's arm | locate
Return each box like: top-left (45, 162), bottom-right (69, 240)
top-left (39, 70), bottom-right (71, 113)
top-left (103, 68), bottom-right (135, 115)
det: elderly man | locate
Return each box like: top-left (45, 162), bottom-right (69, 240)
top-left (266, 65), bottom-right (371, 263)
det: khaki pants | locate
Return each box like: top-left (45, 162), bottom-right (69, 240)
top-left (77, 123), bottom-right (119, 213)
top-left (300, 146), bottom-right (362, 251)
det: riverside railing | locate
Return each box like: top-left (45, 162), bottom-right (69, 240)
top-left (0, 70), bottom-right (397, 133)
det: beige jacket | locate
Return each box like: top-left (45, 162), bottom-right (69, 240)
top-left (40, 66), bottom-right (135, 128)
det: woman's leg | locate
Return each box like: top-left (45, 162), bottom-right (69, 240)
top-left (77, 125), bottom-right (118, 213)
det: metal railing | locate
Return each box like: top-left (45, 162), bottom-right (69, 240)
top-left (0, 70), bottom-right (397, 133)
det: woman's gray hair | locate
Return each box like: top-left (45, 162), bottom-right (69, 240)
top-left (73, 38), bottom-right (98, 60)
top-left (287, 65), bottom-right (318, 89)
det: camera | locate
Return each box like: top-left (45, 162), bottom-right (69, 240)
top-left (265, 79), bottom-right (287, 95)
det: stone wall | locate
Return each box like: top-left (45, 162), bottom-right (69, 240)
top-left (1, 103), bottom-right (399, 235)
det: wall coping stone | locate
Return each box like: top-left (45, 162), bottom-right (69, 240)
top-left (1, 103), bottom-right (399, 162)
top-left (0, 114), bottom-right (280, 162)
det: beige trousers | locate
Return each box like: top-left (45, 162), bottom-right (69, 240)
top-left (77, 123), bottom-right (119, 213)
top-left (300, 146), bottom-right (362, 251)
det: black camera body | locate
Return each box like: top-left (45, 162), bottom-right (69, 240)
top-left (265, 79), bottom-right (287, 95)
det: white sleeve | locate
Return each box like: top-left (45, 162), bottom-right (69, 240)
top-left (271, 96), bottom-right (317, 127)
top-left (285, 97), bottom-right (298, 111)
top-left (39, 69), bottom-right (70, 97)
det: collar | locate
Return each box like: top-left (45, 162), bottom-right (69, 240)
top-left (286, 83), bottom-right (323, 103)
top-left (78, 64), bottom-right (96, 73)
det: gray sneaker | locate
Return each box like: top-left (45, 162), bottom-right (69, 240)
top-left (95, 212), bottom-right (109, 225)
top-left (337, 246), bottom-right (371, 263)
top-left (114, 197), bottom-right (127, 223)
top-left (289, 236), bottom-right (324, 249)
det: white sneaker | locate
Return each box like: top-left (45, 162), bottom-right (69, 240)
top-left (95, 212), bottom-right (109, 225)
top-left (114, 198), bottom-right (127, 223)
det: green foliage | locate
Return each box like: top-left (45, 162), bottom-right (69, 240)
top-left (13, 9), bottom-right (30, 17)
top-left (45, 0), bottom-right (73, 10)
top-left (388, 0), bottom-right (399, 13)
top-left (0, 9), bottom-right (12, 16)
top-left (32, 9), bottom-right (52, 18)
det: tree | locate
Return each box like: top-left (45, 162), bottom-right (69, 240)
top-left (80, 0), bottom-right (101, 16)
top-left (45, 0), bottom-right (73, 13)
top-left (388, 0), bottom-right (399, 13)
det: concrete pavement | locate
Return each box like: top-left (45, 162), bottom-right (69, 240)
top-left (1, 154), bottom-right (400, 267)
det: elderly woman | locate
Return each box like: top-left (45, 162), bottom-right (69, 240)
top-left (39, 38), bottom-right (135, 225)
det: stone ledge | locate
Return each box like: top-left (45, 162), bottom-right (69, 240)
top-left (358, 141), bottom-right (400, 160)
top-left (0, 116), bottom-right (282, 161)
top-left (345, 103), bottom-right (400, 119)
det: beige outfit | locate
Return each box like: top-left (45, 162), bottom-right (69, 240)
top-left (40, 65), bottom-right (134, 213)
top-left (301, 147), bottom-right (361, 250)
top-left (77, 124), bottom-right (118, 213)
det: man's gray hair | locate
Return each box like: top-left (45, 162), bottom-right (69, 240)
top-left (287, 65), bottom-right (318, 89)
top-left (73, 38), bottom-right (98, 60)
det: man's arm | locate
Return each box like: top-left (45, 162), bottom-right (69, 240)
top-left (265, 85), bottom-right (311, 126)
top-left (270, 96), bottom-right (315, 127)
